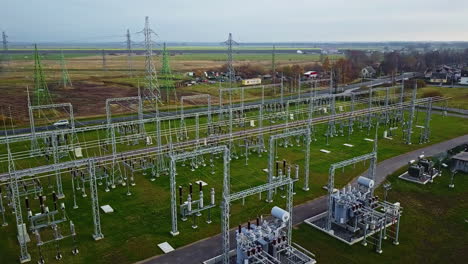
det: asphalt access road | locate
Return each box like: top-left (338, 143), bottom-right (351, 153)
top-left (0, 73), bottom-right (416, 136)
top-left (139, 133), bottom-right (468, 264)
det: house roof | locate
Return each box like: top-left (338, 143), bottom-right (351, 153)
top-left (431, 72), bottom-right (447, 79)
top-left (362, 66), bottom-right (376, 74)
top-left (453, 152), bottom-right (468, 162)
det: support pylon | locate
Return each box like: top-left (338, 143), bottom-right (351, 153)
top-left (59, 50), bottom-right (72, 88)
top-left (101, 49), bottom-right (107, 71)
top-left (126, 29), bottom-right (133, 76)
top-left (272, 44), bottom-right (276, 84)
top-left (33, 44), bottom-right (52, 106)
top-left (2, 31), bottom-right (9, 66)
top-left (142, 16), bottom-right (161, 102)
top-left (223, 33), bottom-right (238, 88)
top-left (160, 43), bottom-right (177, 103)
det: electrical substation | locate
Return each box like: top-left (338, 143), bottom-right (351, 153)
top-left (305, 151), bottom-right (402, 254)
top-left (0, 17), bottom-right (454, 264)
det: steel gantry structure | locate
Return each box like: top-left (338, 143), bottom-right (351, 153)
top-left (267, 128), bottom-right (311, 202)
top-left (326, 150), bottom-right (378, 231)
top-left (221, 174), bottom-right (296, 264)
top-left (0, 95), bottom-right (444, 183)
top-left (169, 145), bottom-right (230, 236)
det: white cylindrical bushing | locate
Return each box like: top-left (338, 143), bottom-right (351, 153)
top-left (211, 188), bottom-right (215, 205)
top-left (199, 191), bottom-right (204, 208)
top-left (357, 176), bottom-right (374, 188)
top-left (271, 206), bottom-right (290, 222)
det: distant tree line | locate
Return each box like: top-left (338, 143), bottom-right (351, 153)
top-left (194, 48), bottom-right (468, 84)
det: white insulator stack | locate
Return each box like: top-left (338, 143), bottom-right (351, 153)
top-left (199, 191), bottom-right (204, 208)
top-left (210, 188), bottom-right (215, 205)
top-left (187, 195), bottom-right (192, 212)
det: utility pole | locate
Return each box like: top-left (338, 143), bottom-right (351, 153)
top-left (223, 33), bottom-right (238, 88)
top-left (101, 49), bottom-right (107, 71)
top-left (142, 16), bottom-right (160, 101)
top-left (59, 50), bottom-right (72, 88)
top-left (126, 29), bottom-right (133, 76)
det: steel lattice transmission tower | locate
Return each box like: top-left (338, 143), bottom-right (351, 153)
top-left (272, 44), bottom-right (276, 83)
top-left (33, 44), bottom-right (52, 106)
top-left (160, 42), bottom-right (177, 103)
top-left (126, 29), bottom-right (134, 76)
top-left (59, 50), bottom-right (72, 88)
top-left (101, 49), bottom-right (107, 71)
top-left (2, 31), bottom-right (9, 65)
top-left (142, 16), bottom-right (160, 101)
top-left (223, 33), bottom-right (238, 87)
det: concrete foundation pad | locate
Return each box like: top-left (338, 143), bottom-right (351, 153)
top-left (398, 171), bottom-right (440, 185)
top-left (157, 242), bottom-right (175, 254)
top-left (195, 180), bottom-right (208, 187)
top-left (100, 205), bottom-right (114, 213)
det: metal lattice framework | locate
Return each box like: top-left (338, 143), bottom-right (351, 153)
top-left (169, 145), bottom-right (230, 236)
top-left (179, 94), bottom-right (212, 140)
top-left (222, 176), bottom-right (296, 264)
top-left (101, 49), bottom-right (107, 71)
top-left (267, 128), bottom-right (311, 202)
top-left (2, 31), bottom-right (10, 65)
top-left (405, 83), bottom-right (418, 144)
top-left (105, 91), bottom-right (145, 186)
top-left (326, 151), bottom-right (378, 231)
top-left (88, 159), bottom-right (104, 240)
top-left (27, 90), bottom-right (77, 156)
top-left (0, 85), bottom-right (432, 145)
top-left (6, 141), bottom-right (31, 263)
top-left (0, 96), bottom-right (444, 183)
top-left (223, 33), bottom-right (238, 87)
top-left (126, 29), bottom-right (133, 76)
top-left (160, 42), bottom-right (177, 103)
top-left (142, 16), bottom-right (160, 101)
top-left (33, 44), bottom-right (52, 106)
top-left (59, 50), bottom-right (72, 88)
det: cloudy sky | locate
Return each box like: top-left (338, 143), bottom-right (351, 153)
top-left (2, 0), bottom-right (468, 43)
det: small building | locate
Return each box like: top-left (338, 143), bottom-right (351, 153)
top-left (430, 72), bottom-right (448, 84)
top-left (303, 71), bottom-right (318, 79)
top-left (424, 68), bottom-right (433, 79)
top-left (361, 66), bottom-right (376, 78)
top-left (459, 69), bottom-right (468, 85)
top-left (241, 78), bottom-right (261, 86)
top-left (452, 152), bottom-right (468, 173)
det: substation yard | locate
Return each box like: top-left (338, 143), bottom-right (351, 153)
top-left (0, 79), bottom-right (468, 264)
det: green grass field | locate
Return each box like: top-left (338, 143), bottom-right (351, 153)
top-left (419, 86), bottom-right (468, 110)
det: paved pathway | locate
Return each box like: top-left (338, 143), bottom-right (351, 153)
top-left (139, 134), bottom-right (468, 264)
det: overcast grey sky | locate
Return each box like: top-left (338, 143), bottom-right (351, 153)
top-left (2, 0), bottom-right (468, 43)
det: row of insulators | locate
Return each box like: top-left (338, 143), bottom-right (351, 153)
top-left (351, 203), bottom-right (364, 212)
top-left (25, 192), bottom-right (64, 216)
top-left (179, 182), bottom-right (203, 205)
top-left (368, 196), bottom-right (379, 208)
top-left (117, 124), bottom-right (141, 135)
